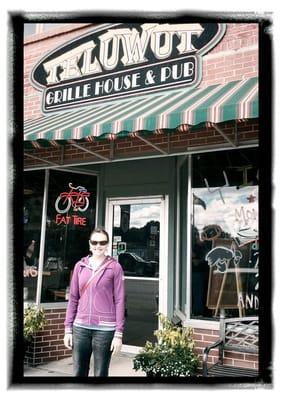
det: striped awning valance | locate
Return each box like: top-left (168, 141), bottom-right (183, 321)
top-left (24, 77), bottom-right (258, 147)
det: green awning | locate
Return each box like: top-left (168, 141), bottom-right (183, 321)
top-left (24, 77), bottom-right (258, 148)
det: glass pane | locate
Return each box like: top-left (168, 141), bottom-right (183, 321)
top-left (24, 170), bottom-right (45, 302)
top-left (111, 202), bottom-right (160, 346)
top-left (191, 149), bottom-right (259, 319)
top-left (112, 204), bottom-right (160, 277)
top-left (41, 170), bottom-right (97, 303)
top-left (124, 279), bottom-right (158, 346)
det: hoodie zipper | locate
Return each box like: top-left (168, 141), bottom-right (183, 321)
top-left (86, 257), bottom-right (110, 325)
top-left (78, 256), bottom-right (112, 325)
top-left (88, 269), bottom-right (93, 325)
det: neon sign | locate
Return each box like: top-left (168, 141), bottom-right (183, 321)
top-left (55, 183), bottom-right (90, 213)
top-left (55, 214), bottom-right (87, 226)
top-left (55, 183), bottom-right (91, 225)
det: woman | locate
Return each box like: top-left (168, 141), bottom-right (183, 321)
top-left (63, 227), bottom-right (125, 377)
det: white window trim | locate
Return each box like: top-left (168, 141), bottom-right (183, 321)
top-left (35, 169), bottom-right (49, 305)
top-left (105, 194), bottom-right (169, 352)
top-left (183, 318), bottom-right (219, 330)
top-left (175, 154), bottom-right (221, 330)
top-left (185, 154), bottom-right (193, 318)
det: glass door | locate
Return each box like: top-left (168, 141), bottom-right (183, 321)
top-left (105, 196), bottom-right (167, 348)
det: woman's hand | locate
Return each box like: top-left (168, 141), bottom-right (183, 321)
top-left (63, 333), bottom-right (73, 349)
top-left (110, 337), bottom-right (122, 355)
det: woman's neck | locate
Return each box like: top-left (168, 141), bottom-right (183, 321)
top-left (89, 254), bottom-right (107, 264)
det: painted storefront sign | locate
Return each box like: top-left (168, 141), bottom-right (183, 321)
top-left (31, 22), bottom-right (226, 113)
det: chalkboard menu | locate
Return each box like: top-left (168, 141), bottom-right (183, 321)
top-left (206, 240), bottom-right (258, 316)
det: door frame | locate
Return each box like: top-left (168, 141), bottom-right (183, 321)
top-left (105, 195), bottom-right (169, 352)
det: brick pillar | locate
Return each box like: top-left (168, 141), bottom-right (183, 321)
top-left (24, 308), bottom-right (72, 367)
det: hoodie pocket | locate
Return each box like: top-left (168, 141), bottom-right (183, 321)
top-left (93, 291), bottom-right (115, 314)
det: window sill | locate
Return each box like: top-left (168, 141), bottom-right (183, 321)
top-left (39, 302), bottom-right (68, 309)
top-left (183, 318), bottom-right (219, 330)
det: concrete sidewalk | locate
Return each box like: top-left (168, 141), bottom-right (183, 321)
top-left (24, 352), bottom-right (146, 377)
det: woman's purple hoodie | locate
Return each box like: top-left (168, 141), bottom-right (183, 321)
top-left (64, 255), bottom-right (125, 336)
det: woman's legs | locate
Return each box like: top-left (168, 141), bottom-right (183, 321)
top-left (72, 326), bottom-right (92, 377)
top-left (92, 330), bottom-right (114, 377)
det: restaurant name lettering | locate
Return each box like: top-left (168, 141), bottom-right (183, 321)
top-left (31, 23), bottom-right (226, 112)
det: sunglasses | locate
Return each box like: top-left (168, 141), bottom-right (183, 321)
top-left (89, 240), bottom-right (108, 246)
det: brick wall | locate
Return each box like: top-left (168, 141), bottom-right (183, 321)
top-left (25, 308), bottom-right (71, 367)
top-left (24, 309), bottom-right (258, 371)
top-left (193, 327), bottom-right (258, 371)
top-left (24, 119), bottom-right (258, 169)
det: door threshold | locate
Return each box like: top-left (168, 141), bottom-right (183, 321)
top-left (121, 344), bottom-right (142, 355)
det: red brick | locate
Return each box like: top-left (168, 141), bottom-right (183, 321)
top-left (57, 344), bottom-right (68, 351)
top-left (41, 335), bottom-right (60, 341)
top-left (188, 138), bottom-right (207, 146)
top-left (195, 328), bottom-right (213, 335)
top-left (193, 333), bottom-right (203, 341)
top-left (223, 358), bottom-right (234, 366)
top-left (233, 360), bottom-right (256, 369)
top-left (45, 323), bottom-right (61, 329)
top-left (117, 142), bottom-right (133, 149)
top-left (50, 329), bottom-right (64, 336)
top-left (52, 350), bottom-right (65, 356)
top-left (41, 345), bottom-right (57, 352)
top-left (224, 350), bottom-right (245, 360)
top-left (202, 334), bottom-right (220, 342)
top-left (51, 339), bottom-right (65, 346)
top-left (245, 353), bottom-right (259, 361)
top-left (172, 140), bottom-right (189, 148)
top-left (49, 318), bottom-right (65, 324)
top-left (36, 352), bottom-right (50, 358)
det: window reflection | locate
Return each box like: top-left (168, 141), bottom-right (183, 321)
top-left (24, 171), bottom-right (45, 302)
top-left (113, 204), bottom-right (160, 277)
top-left (179, 160), bottom-right (188, 313)
top-left (191, 149), bottom-right (259, 319)
top-left (41, 170), bottom-right (97, 302)
top-left (111, 202), bottom-right (160, 346)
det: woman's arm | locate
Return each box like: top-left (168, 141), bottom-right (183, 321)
top-left (113, 262), bottom-right (125, 338)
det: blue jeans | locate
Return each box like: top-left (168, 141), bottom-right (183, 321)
top-left (73, 325), bottom-right (114, 377)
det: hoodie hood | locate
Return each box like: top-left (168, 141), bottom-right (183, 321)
top-left (78, 255), bottom-right (91, 269)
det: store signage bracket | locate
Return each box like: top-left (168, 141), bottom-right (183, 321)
top-left (31, 22), bottom-right (226, 113)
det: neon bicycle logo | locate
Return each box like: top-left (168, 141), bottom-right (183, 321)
top-left (55, 183), bottom-right (90, 214)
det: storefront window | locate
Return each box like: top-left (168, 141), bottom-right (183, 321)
top-left (191, 149), bottom-right (259, 319)
top-left (41, 170), bottom-right (97, 303)
top-left (24, 170), bottom-right (45, 302)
